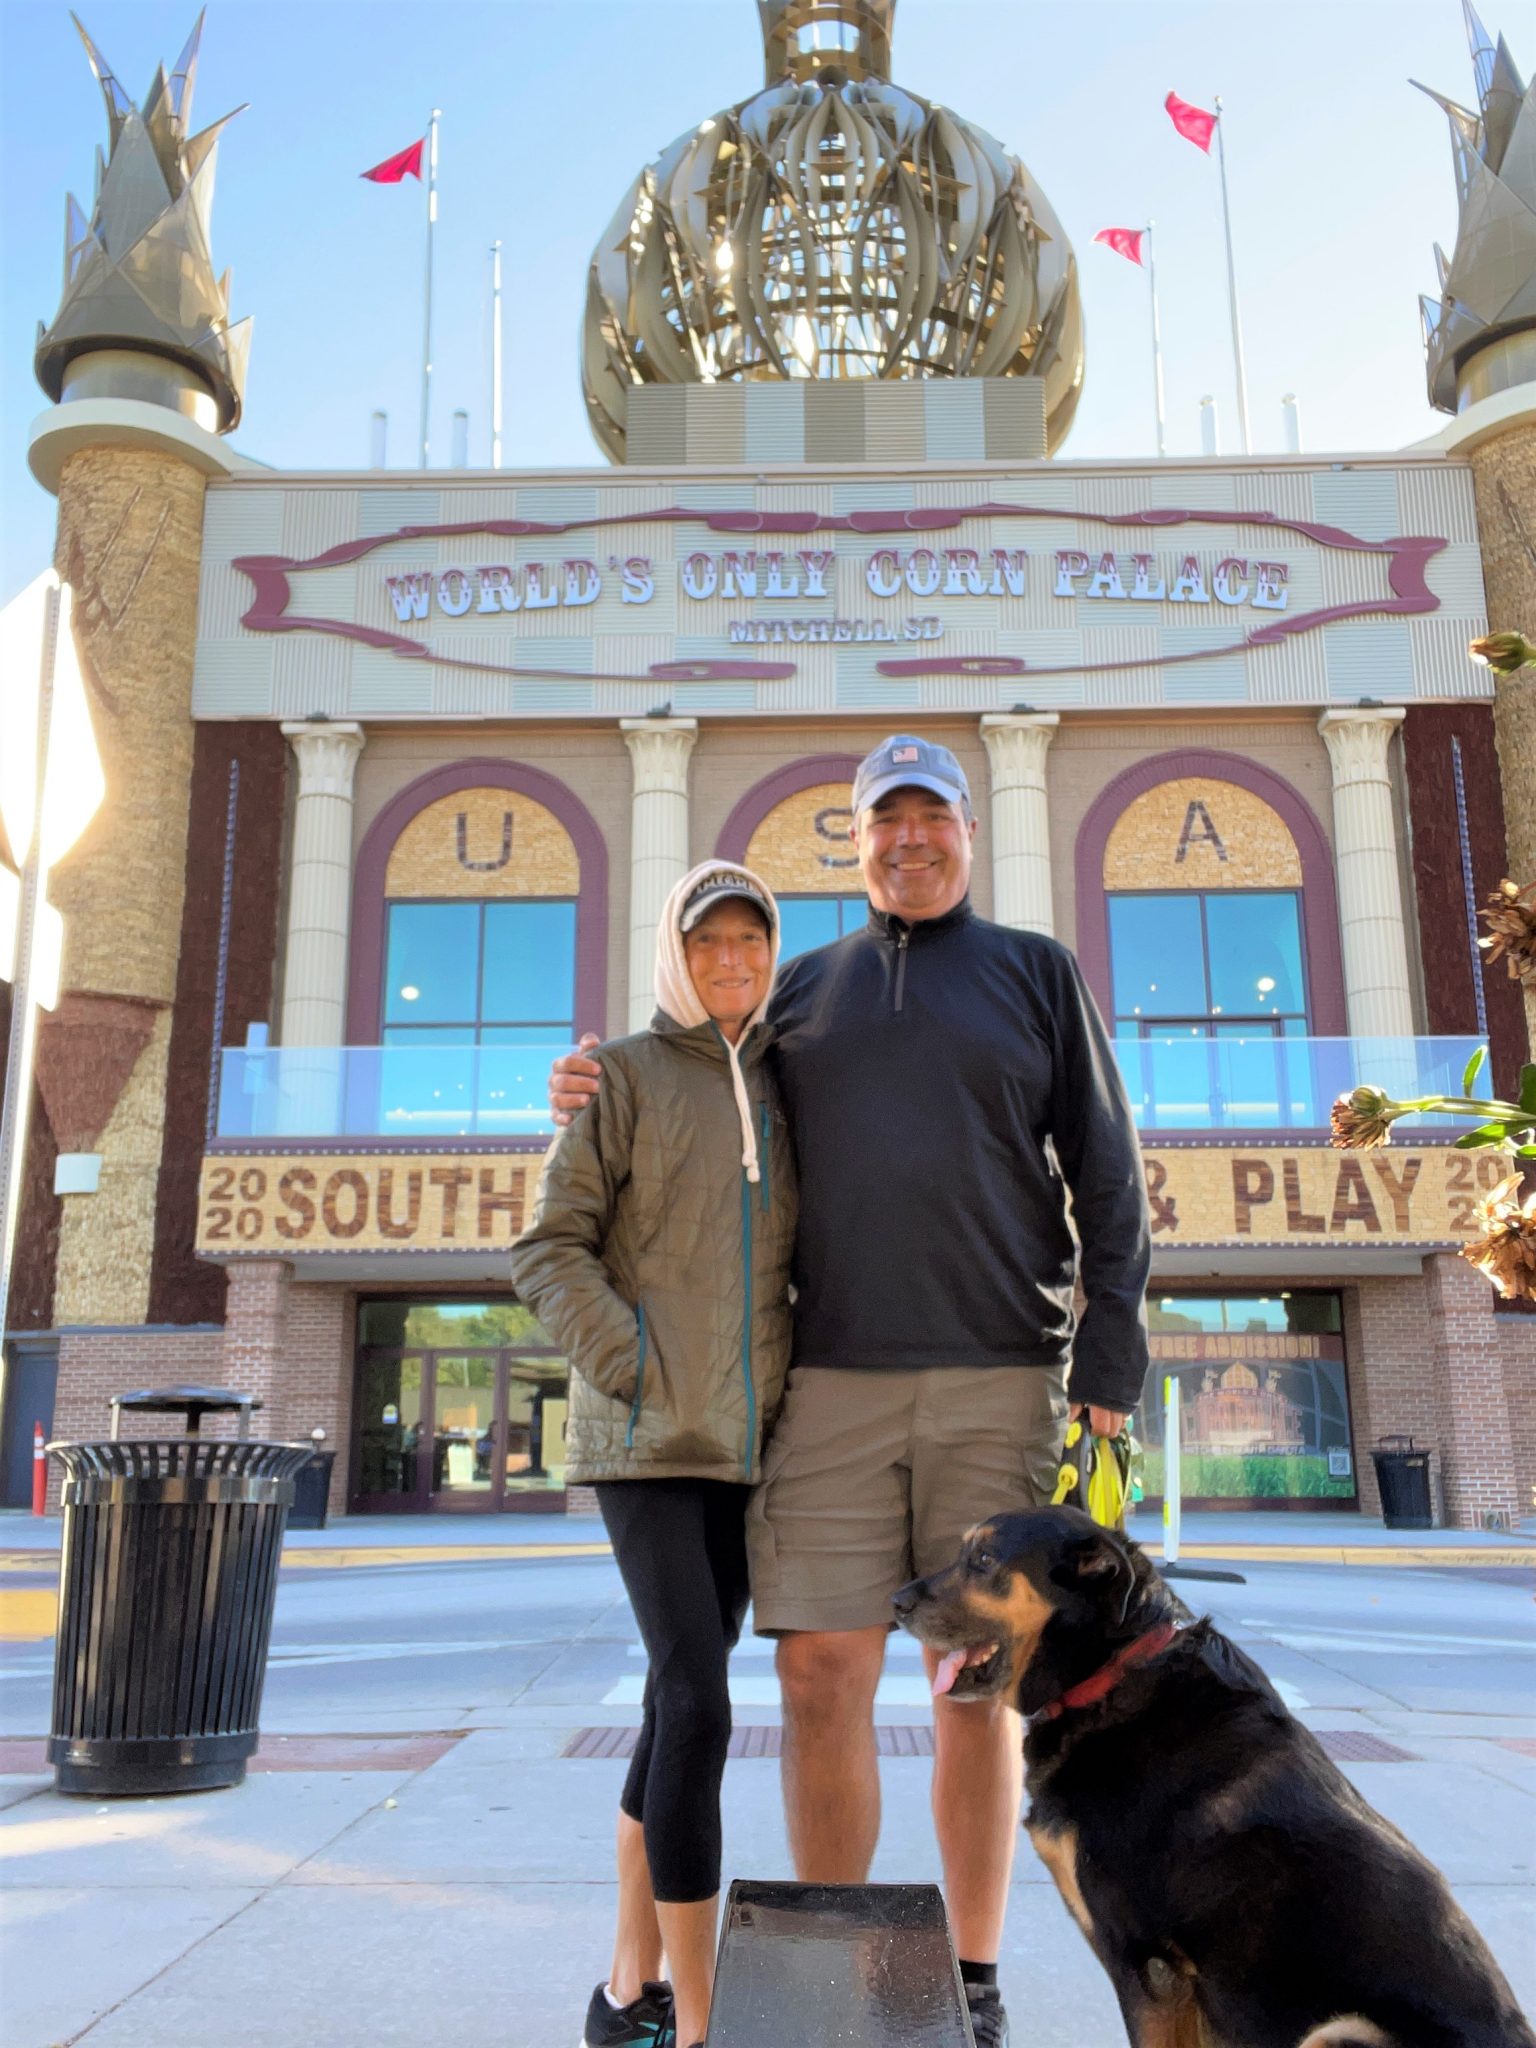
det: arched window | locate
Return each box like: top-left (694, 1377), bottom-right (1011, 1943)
top-left (349, 762), bottom-right (607, 1137)
top-left (717, 755), bottom-right (866, 963)
top-left (1075, 752), bottom-right (1343, 1132)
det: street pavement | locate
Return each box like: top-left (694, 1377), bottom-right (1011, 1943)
top-left (1, 1510), bottom-right (1532, 2047)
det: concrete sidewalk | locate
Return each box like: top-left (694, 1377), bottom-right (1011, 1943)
top-left (2, 1526), bottom-right (1533, 2046)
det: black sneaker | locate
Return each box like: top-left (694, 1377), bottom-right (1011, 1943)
top-left (965, 1984), bottom-right (1009, 2048)
top-left (580, 1981), bottom-right (674, 2048)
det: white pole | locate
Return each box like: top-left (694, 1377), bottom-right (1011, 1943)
top-left (1200, 394), bottom-right (1219, 456)
top-left (419, 108), bottom-right (441, 469)
top-left (1144, 220), bottom-right (1167, 459)
top-left (1281, 392), bottom-right (1302, 453)
top-left (1161, 1373), bottom-right (1183, 1566)
top-left (451, 409), bottom-right (469, 468)
top-left (369, 410), bottom-right (387, 468)
top-left (490, 240), bottom-right (504, 470)
top-left (1212, 97), bottom-right (1251, 455)
top-left (0, 587), bottom-right (60, 1351)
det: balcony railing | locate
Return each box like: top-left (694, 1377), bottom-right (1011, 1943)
top-left (215, 1043), bottom-right (568, 1143)
top-left (211, 1035), bottom-right (1487, 1144)
top-left (1114, 1034), bottom-right (1484, 1134)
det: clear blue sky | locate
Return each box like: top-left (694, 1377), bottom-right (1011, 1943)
top-left (0, 0), bottom-right (1494, 602)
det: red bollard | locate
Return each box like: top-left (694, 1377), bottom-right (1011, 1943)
top-left (32, 1422), bottom-right (47, 1516)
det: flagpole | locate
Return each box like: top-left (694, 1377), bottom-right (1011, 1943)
top-left (419, 108), bottom-right (440, 469)
top-left (1212, 96), bottom-right (1251, 455)
top-left (490, 240), bottom-right (504, 470)
top-left (1145, 220), bottom-right (1167, 459)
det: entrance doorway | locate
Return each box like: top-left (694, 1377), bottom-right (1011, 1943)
top-left (350, 1302), bottom-right (569, 1513)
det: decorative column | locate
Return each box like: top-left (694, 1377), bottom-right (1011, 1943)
top-left (1317, 709), bottom-right (1416, 1042)
top-left (621, 718), bottom-right (698, 1031)
top-left (1413, 19), bottom-right (1536, 1053)
top-left (44, 446), bottom-right (210, 1327)
top-left (279, 724), bottom-right (366, 1048)
top-left (979, 713), bottom-right (1060, 934)
top-left (23, 15), bottom-right (251, 1332)
top-left (1465, 410), bottom-right (1536, 1057)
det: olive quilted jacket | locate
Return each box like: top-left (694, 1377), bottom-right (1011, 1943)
top-left (508, 1013), bottom-right (796, 1485)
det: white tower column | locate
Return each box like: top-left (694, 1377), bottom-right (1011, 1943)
top-left (979, 713), bottom-right (1060, 934)
top-left (1317, 708), bottom-right (1415, 1041)
top-left (622, 718), bottom-right (698, 1031)
top-left (279, 722), bottom-right (366, 1047)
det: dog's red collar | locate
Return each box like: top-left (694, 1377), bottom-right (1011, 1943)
top-left (1035, 1621), bottom-right (1180, 1721)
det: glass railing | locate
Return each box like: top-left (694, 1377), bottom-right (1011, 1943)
top-left (215, 1043), bottom-right (569, 1142)
top-left (1113, 1034), bottom-right (1485, 1134)
top-left (213, 1034), bottom-right (1487, 1143)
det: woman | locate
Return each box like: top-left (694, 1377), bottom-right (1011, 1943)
top-left (509, 858), bottom-right (795, 2048)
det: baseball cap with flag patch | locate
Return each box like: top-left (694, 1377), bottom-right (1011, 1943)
top-left (852, 734), bottom-right (971, 815)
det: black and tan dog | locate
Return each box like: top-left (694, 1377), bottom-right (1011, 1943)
top-left (893, 1506), bottom-right (1533, 2048)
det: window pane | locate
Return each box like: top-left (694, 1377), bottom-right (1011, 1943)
top-left (778, 897), bottom-right (843, 963)
top-left (385, 904), bottom-right (479, 1025)
top-left (1108, 896), bottom-right (1205, 1018)
top-left (482, 902), bottom-right (575, 1025)
top-left (1206, 893), bottom-right (1305, 1019)
top-left (1148, 1296), bottom-right (1227, 1332)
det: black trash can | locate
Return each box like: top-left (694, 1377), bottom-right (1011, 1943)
top-left (1371, 1434), bottom-right (1434, 1530)
top-left (287, 1448), bottom-right (336, 1531)
top-left (47, 1387), bottom-right (311, 1797)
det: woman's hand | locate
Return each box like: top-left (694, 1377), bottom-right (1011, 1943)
top-left (549, 1032), bottom-right (602, 1126)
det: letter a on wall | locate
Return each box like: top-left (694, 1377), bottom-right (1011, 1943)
top-left (1175, 799), bottom-right (1228, 865)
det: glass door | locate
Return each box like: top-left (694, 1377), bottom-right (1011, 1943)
top-left (428, 1352), bottom-right (500, 1508)
top-left (352, 1350), bottom-right (430, 1511)
top-left (499, 1354), bottom-right (570, 1511)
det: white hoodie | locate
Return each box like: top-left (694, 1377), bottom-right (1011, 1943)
top-left (652, 857), bottom-right (781, 1183)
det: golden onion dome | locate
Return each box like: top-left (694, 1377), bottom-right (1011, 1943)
top-left (582, 0), bottom-right (1083, 459)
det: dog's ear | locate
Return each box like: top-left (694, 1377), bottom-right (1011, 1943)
top-left (1049, 1530), bottom-right (1137, 1627)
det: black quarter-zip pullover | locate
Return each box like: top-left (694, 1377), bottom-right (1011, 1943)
top-left (767, 897), bottom-right (1151, 1413)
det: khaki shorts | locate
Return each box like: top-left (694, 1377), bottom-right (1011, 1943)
top-left (746, 1364), bottom-right (1069, 1635)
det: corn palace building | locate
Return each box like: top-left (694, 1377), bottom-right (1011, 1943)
top-left (4, 1), bottom-right (1535, 1525)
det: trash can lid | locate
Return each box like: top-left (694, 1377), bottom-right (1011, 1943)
top-left (112, 1387), bottom-right (264, 1420)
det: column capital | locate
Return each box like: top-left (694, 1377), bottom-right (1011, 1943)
top-left (281, 721), bottom-right (366, 797)
top-left (979, 712), bottom-right (1060, 775)
top-left (621, 717), bottom-right (698, 793)
top-left (1317, 706), bottom-right (1406, 783)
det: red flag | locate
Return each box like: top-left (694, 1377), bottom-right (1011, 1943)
top-left (361, 137), bottom-right (424, 184)
top-left (1093, 227), bottom-right (1145, 266)
top-left (1165, 91), bottom-right (1217, 152)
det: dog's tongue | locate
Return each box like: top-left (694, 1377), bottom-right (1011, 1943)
top-left (932, 1650), bottom-right (967, 1699)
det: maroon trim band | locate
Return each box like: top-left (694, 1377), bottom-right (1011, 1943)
top-left (347, 759), bottom-right (609, 1045)
top-left (1073, 749), bottom-right (1346, 1035)
top-left (716, 753), bottom-right (865, 863)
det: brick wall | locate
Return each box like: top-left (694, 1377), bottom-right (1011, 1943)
top-left (1344, 1263), bottom-right (1531, 1527)
top-left (1501, 1308), bottom-right (1536, 1524)
top-left (1425, 1253), bottom-right (1523, 1527)
top-left (1346, 1272), bottom-right (1439, 1521)
top-left (46, 1325), bottom-right (225, 1510)
top-left (219, 1261), bottom-right (355, 1517)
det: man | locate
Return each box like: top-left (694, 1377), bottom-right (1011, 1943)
top-left (552, 735), bottom-right (1150, 2047)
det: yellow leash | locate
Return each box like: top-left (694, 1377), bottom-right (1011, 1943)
top-left (1050, 1418), bottom-right (1132, 1531)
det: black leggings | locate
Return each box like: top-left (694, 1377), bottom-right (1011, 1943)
top-left (595, 1478), bottom-right (749, 1904)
